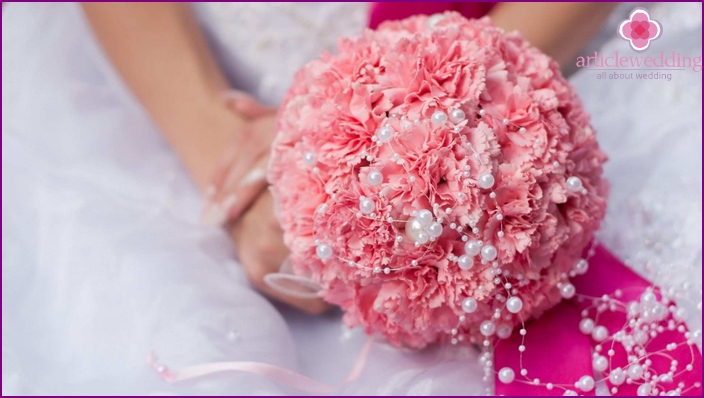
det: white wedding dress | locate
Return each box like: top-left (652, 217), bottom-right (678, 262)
top-left (2, 2), bottom-right (701, 395)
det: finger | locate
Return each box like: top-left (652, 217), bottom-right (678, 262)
top-left (231, 194), bottom-right (330, 314)
top-left (204, 110), bottom-right (276, 225)
top-left (222, 90), bottom-right (276, 119)
top-left (220, 154), bottom-right (271, 221)
top-left (201, 135), bottom-right (247, 225)
top-left (202, 132), bottom-right (267, 225)
top-left (233, 227), bottom-right (329, 314)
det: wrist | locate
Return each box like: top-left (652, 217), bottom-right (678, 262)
top-left (167, 98), bottom-right (248, 190)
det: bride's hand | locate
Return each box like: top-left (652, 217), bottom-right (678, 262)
top-left (229, 190), bottom-right (330, 314)
top-left (201, 92), bottom-right (277, 225)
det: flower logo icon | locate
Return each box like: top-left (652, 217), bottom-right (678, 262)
top-left (619, 8), bottom-right (662, 52)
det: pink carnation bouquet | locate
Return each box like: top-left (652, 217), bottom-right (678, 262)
top-left (269, 12), bottom-right (608, 349)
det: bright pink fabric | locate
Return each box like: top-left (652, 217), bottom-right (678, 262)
top-left (368, 2), bottom-right (496, 29)
top-left (572, 246), bottom-right (702, 396)
top-left (494, 300), bottom-right (595, 395)
top-left (494, 245), bottom-right (703, 396)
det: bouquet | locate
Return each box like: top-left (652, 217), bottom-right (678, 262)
top-left (266, 12), bottom-right (701, 395)
top-left (269, 12), bottom-right (608, 348)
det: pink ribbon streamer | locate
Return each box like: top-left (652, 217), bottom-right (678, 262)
top-left (148, 338), bottom-right (374, 394)
top-left (494, 245), bottom-right (703, 396)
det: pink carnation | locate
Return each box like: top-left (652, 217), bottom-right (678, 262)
top-left (269, 13), bottom-right (608, 349)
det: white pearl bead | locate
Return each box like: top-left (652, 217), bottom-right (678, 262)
top-left (566, 176), bottom-right (583, 192)
top-left (640, 290), bottom-right (657, 306)
top-left (634, 330), bottom-right (648, 345)
top-left (496, 324), bottom-right (513, 339)
top-left (518, 127), bottom-right (527, 134)
top-left (563, 390), bottom-right (578, 396)
top-left (431, 110), bottom-right (448, 126)
top-left (593, 355), bottom-right (608, 372)
top-left (481, 244), bottom-right (498, 261)
top-left (478, 173), bottom-right (495, 189)
top-left (405, 218), bottom-right (425, 242)
top-left (579, 318), bottom-right (595, 334)
top-left (401, 119), bottom-right (413, 132)
top-left (574, 259), bottom-right (589, 275)
top-left (608, 368), bottom-right (625, 385)
top-left (449, 108), bottom-right (466, 124)
top-left (416, 232), bottom-right (429, 244)
top-left (628, 363), bottom-right (644, 380)
top-left (303, 151), bottom-right (316, 166)
top-left (458, 254), bottom-right (474, 270)
top-left (416, 209), bottom-right (433, 227)
top-left (498, 367), bottom-right (515, 384)
top-left (576, 375), bottom-right (595, 392)
top-left (674, 307), bottom-right (687, 321)
top-left (465, 240), bottom-right (482, 256)
top-left (560, 283), bottom-right (576, 299)
top-left (506, 297), bottom-right (523, 313)
top-left (316, 243), bottom-right (332, 260)
top-left (367, 170), bottom-right (383, 186)
top-left (480, 320), bottom-right (496, 336)
top-left (376, 126), bottom-right (394, 142)
top-left (462, 297), bottom-right (478, 313)
top-left (359, 196), bottom-right (375, 214)
top-left (592, 325), bottom-right (609, 342)
top-left (478, 109), bottom-right (486, 117)
top-left (651, 304), bottom-right (668, 321)
top-left (637, 384), bottom-right (652, 396)
top-left (427, 222), bottom-right (443, 238)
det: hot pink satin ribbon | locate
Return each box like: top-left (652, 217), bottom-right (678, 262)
top-left (494, 245), bottom-right (703, 396)
top-left (148, 338), bottom-right (374, 394)
top-left (368, 2), bottom-right (496, 29)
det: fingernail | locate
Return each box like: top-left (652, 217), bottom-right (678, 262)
top-left (240, 168), bottom-right (266, 187)
top-left (201, 202), bottom-right (227, 226)
top-left (222, 194), bottom-right (238, 212)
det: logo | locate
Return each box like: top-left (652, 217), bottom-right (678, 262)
top-left (618, 8), bottom-right (661, 52)
top-left (576, 6), bottom-right (701, 80)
